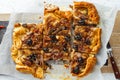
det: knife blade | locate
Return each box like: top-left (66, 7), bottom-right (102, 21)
top-left (107, 42), bottom-right (120, 79)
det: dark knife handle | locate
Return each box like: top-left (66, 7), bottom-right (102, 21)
top-left (110, 55), bottom-right (120, 79)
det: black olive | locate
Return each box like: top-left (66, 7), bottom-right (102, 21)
top-left (74, 34), bottom-right (82, 41)
top-left (72, 66), bottom-right (80, 74)
top-left (28, 54), bottom-right (37, 62)
top-left (63, 47), bottom-right (68, 52)
top-left (65, 35), bottom-right (71, 42)
top-left (26, 39), bottom-right (33, 46)
top-left (22, 23), bottom-right (27, 28)
top-left (43, 47), bottom-right (49, 53)
top-left (50, 35), bottom-right (58, 43)
top-left (78, 19), bottom-right (85, 25)
top-left (85, 38), bottom-right (91, 45)
top-left (78, 57), bottom-right (84, 63)
top-left (73, 45), bottom-right (78, 52)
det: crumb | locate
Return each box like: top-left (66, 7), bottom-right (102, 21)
top-left (69, 5), bottom-right (73, 9)
top-left (59, 76), bottom-right (72, 80)
top-left (64, 64), bottom-right (69, 68)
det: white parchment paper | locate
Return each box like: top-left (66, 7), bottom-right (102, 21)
top-left (0, 1), bottom-right (117, 80)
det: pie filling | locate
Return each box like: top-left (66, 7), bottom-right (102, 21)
top-left (11, 1), bottom-right (101, 79)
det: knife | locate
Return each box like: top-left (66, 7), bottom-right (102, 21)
top-left (107, 42), bottom-right (120, 79)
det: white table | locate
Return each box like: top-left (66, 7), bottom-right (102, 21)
top-left (0, 0), bottom-right (120, 80)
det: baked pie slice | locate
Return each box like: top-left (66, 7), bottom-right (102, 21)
top-left (11, 48), bottom-right (46, 78)
top-left (12, 23), bottom-right (43, 50)
top-left (43, 5), bottom-right (72, 61)
top-left (73, 26), bottom-right (101, 54)
top-left (71, 1), bottom-right (101, 77)
top-left (73, 1), bottom-right (100, 27)
top-left (71, 51), bottom-right (96, 77)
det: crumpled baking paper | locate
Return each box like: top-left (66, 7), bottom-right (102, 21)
top-left (0, 0), bottom-right (117, 80)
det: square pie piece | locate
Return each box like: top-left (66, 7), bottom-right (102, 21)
top-left (73, 1), bottom-right (100, 27)
top-left (12, 23), bottom-right (43, 50)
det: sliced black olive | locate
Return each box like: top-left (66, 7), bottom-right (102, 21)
top-left (72, 66), bottom-right (80, 74)
top-left (22, 23), bottom-right (27, 28)
top-left (43, 47), bottom-right (49, 53)
top-left (63, 47), bottom-right (68, 52)
top-left (65, 35), bottom-right (71, 42)
top-left (50, 35), bottom-right (58, 43)
top-left (85, 38), bottom-right (91, 45)
top-left (73, 45), bottom-right (78, 52)
top-left (28, 54), bottom-right (37, 62)
top-left (74, 34), bottom-right (82, 41)
top-left (26, 39), bottom-right (33, 46)
top-left (78, 57), bottom-right (84, 63)
top-left (78, 19), bottom-right (85, 25)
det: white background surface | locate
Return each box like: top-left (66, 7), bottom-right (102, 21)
top-left (0, 0), bottom-right (120, 80)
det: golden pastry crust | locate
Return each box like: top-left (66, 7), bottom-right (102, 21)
top-left (73, 1), bottom-right (100, 25)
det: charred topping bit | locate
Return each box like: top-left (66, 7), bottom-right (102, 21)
top-left (72, 65), bottom-right (80, 74)
top-left (74, 34), bottom-right (82, 41)
top-left (26, 39), bottom-right (33, 46)
top-left (43, 47), bottom-right (49, 53)
top-left (73, 45), bottom-right (78, 52)
top-left (78, 57), bottom-right (84, 63)
top-left (44, 62), bottom-right (52, 69)
top-left (63, 44), bottom-right (68, 52)
top-left (50, 35), bottom-right (58, 43)
top-left (49, 28), bottom-right (56, 34)
top-left (22, 23), bottom-right (27, 28)
top-left (65, 35), bottom-right (71, 42)
top-left (85, 38), bottom-right (91, 45)
top-left (63, 47), bottom-right (68, 52)
top-left (72, 25), bottom-right (75, 30)
top-left (78, 19), bottom-right (86, 25)
top-left (87, 24), bottom-right (97, 27)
